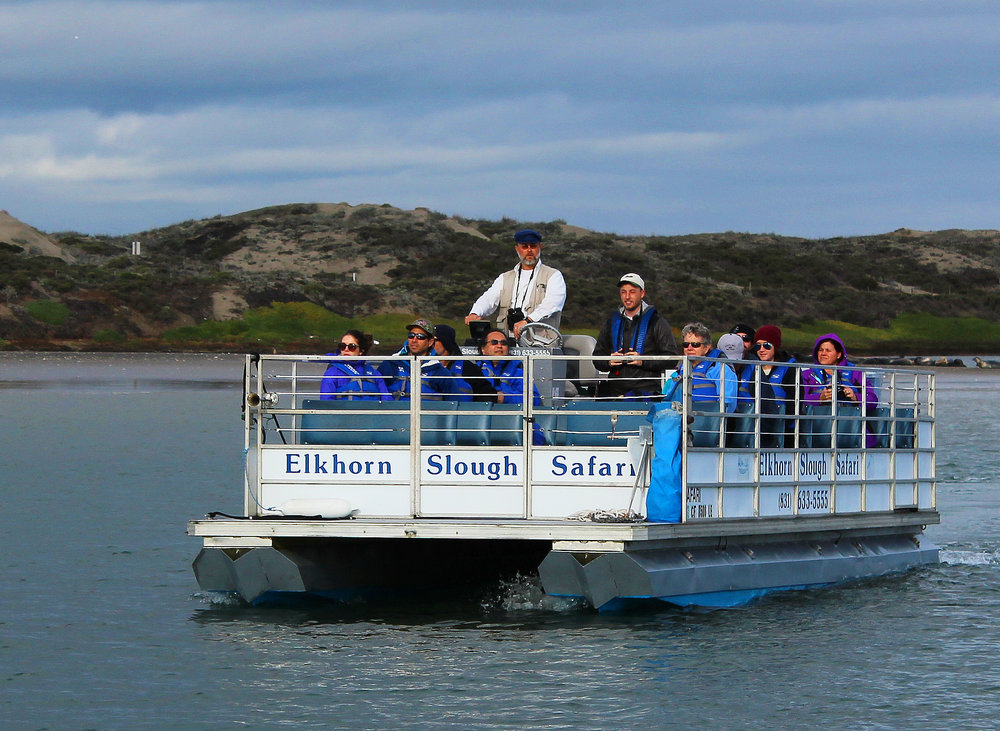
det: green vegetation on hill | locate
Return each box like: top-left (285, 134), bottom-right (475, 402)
top-left (0, 203), bottom-right (998, 353)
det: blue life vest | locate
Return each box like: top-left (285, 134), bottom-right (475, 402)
top-left (738, 361), bottom-right (794, 405)
top-left (610, 306), bottom-right (657, 354)
top-left (320, 359), bottom-right (387, 401)
top-left (677, 358), bottom-right (722, 402)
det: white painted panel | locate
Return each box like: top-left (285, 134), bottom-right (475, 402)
top-left (759, 486), bottom-right (794, 516)
top-left (918, 452), bottom-right (934, 479)
top-left (918, 421), bottom-right (933, 449)
top-left (686, 452), bottom-right (719, 484)
top-left (260, 483), bottom-right (410, 517)
top-left (866, 453), bottom-right (891, 481)
top-left (896, 455), bottom-right (915, 480)
top-left (721, 486), bottom-right (755, 517)
top-left (419, 486), bottom-right (523, 517)
top-left (866, 483), bottom-right (892, 512)
top-left (531, 448), bottom-right (638, 485)
top-left (531, 486), bottom-right (638, 519)
top-left (722, 453), bottom-right (755, 483)
top-left (918, 482), bottom-right (935, 509)
top-left (835, 484), bottom-right (862, 513)
top-left (894, 482), bottom-right (917, 508)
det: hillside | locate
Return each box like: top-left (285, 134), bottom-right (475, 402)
top-left (0, 203), bottom-right (998, 353)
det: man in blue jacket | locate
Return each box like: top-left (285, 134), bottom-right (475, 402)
top-left (378, 318), bottom-right (454, 400)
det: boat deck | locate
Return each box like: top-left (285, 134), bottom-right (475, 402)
top-left (189, 510), bottom-right (939, 545)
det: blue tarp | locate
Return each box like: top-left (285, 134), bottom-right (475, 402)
top-left (645, 402), bottom-right (683, 523)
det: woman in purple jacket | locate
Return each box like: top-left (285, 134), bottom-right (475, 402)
top-left (802, 332), bottom-right (879, 446)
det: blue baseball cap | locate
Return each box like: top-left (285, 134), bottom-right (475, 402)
top-left (513, 229), bottom-right (542, 244)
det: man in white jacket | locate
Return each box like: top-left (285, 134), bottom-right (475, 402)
top-left (464, 229), bottom-right (566, 339)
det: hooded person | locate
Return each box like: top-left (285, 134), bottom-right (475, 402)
top-left (802, 332), bottom-right (879, 446)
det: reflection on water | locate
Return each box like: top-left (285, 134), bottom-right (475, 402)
top-left (0, 351), bottom-right (244, 390)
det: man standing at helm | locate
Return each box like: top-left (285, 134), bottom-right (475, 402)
top-left (464, 229), bottom-right (566, 339)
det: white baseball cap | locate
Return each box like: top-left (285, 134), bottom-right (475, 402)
top-left (618, 273), bottom-right (645, 289)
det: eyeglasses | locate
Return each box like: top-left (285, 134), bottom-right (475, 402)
top-left (485, 338), bottom-right (507, 346)
top-left (738, 334), bottom-right (752, 342)
top-left (753, 341), bottom-right (774, 351)
top-left (338, 342), bottom-right (360, 352)
top-left (682, 341), bottom-right (709, 348)
top-left (407, 332), bottom-right (431, 341)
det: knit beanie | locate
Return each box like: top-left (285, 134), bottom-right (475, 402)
top-left (753, 324), bottom-right (782, 349)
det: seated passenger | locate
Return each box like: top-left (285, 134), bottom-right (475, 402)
top-left (716, 333), bottom-right (748, 374)
top-left (729, 322), bottom-right (757, 359)
top-left (377, 318), bottom-right (454, 400)
top-left (477, 327), bottom-right (546, 445)
top-left (592, 273), bottom-right (678, 399)
top-left (320, 329), bottom-right (389, 400)
top-left (674, 322), bottom-right (737, 412)
top-left (432, 324), bottom-right (493, 402)
top-left (477, 328), bottom-right (541, 405)
top-left (802, 332), bottom-right (879, 446)
top-left (737, 325), bottom-right (797, 446)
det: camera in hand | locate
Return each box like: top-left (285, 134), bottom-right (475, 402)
top-left (506, 307), bottom-right (525, 326)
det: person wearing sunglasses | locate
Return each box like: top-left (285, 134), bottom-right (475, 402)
top-left (735, 325), bottom-right (797, 446)
top-left (377, 318), bottom-right (453, 400)
top-left (464, 229), bottom-right (566, 339)
top-left (476, 328), bottom-right (539, 405)
top-left (673, 322), bottom-right (737, 413)
top-left (729, 322), bottom-right (757, 358)
top-left (320, 329), bottom-right (389, 401)
top-left (592, 273), bottom-right (678, 400)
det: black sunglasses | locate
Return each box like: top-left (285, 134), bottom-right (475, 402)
top-left (485, 338), bottom-right (508, 346)
top-left (338, 342), bottom-right (360, 351)
top-left (738, 334), bottom-right (753, 342)
top-left (753, 341), bottom-right (774, 351)
top-left (682, 341), bottom-right (709, 348)
top-left (407, 332), bottom-right (431, 340)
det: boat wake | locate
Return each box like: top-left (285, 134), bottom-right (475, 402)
top-left (480, 573), bottom-right (588, 613)
top-left (940, 548), bottom-right (1000, 566)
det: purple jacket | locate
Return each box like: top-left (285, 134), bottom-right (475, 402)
top-left (802, 333), bottom-right (878, 410)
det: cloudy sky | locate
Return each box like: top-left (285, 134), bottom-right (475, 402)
top-left (2, 0), bottom-right (998, 237)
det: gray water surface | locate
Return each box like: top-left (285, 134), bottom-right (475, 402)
top-left (2, 355), bottom-right (998, 730)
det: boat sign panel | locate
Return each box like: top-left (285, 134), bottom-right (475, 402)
top-left (421, 450), bottom-right (523, 485)
top-left (262, 448), bottom-right (409, 483)
top-left (531, 448), bottom-right (640, 485)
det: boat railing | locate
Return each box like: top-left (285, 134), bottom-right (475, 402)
top-left (241, 352), bottom-right (935, 522)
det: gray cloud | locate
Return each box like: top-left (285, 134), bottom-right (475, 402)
top-left (1, 1), bottom-right (998, 236)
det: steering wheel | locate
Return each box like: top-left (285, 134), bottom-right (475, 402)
top-left (517, 322), bottom-right (564, 349)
